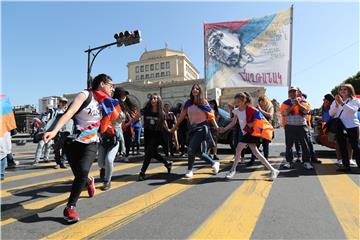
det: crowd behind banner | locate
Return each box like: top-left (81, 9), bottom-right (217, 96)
top-left (2, 75), bottom-right (359, 223)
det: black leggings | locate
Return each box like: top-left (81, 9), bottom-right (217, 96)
top-left (141, 130), bottom-right (169, 173)
top-left (336, 126), bottom-right (360, 168)
top-left (65, 141), bottom-right (97, 207)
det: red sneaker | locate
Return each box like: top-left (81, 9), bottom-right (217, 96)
top-left (87, 176), bottom-right (96, 197)
top-left (63, 206), bottom-right (80, 223)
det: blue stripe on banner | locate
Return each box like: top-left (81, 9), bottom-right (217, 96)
top-left (0, 96), bottom-right (14, 116)
top-left (79, 127), bottom-right (99, 138)
top-left (238, 13), bottom-right (276, 47)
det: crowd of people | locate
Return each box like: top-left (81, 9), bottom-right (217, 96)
top-left (2, 73), bottom-right (359, 223)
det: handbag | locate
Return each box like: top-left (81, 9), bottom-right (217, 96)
top-left (100, 133), bottom-right (118, 149)
top-left (324, 100), bottom-right (349, 133)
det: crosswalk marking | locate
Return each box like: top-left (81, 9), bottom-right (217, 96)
top-left (1, 162), bottom-right (186, 226)
top-left (40, 158), bottom-right (233, 240)
top-left (189, 158), bottom-right (282, 240)
top-left (314, 159), bottom-right (360, 240)
top-left (2, 166), bottom-right (70, 183)
top-left (1, 162), bottom-right (142, 198)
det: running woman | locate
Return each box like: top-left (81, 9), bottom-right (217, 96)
top-left (138, 93), bottom-right (173, 181)
top-left (43, 74), bottom-right (119, 223)
top-left (171, 83), bottom-right (220, 178)
top-left (219, 92), bottom-right (279, 180)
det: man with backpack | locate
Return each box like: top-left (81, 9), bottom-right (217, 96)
top-left (33, 105), bottom-right (56, 165)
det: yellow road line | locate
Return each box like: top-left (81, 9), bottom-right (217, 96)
top-left (2, 166), bottom-right (70, 183)
top-left (190, 158), bottom-right (282, 240)
top-left (314, 159), bottom-right (360, 240)
top-left (1, 162), bottom-right (186, 226)
top-left (41, 157), bottom-right (233, 240)
top-left (1, 162), bottom-right (141, 198)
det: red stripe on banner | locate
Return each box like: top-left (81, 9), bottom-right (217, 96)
top-left (204, 19), bottom-right (251, 32)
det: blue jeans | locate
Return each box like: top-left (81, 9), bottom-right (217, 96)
top-left (98, 142), bottom-right (120, 182)
top-left (132, 127), bottom-right (141, 153)
top-left (115, 127), bottom-right (125, 156)
top-left (35, 140), bottom-right (52, 162)
top-left (188, 125), bottom-right (216, 171)
top-left (1, 157), bottom-right (8, 179)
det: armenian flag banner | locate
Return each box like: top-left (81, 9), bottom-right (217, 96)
top-left (204, 8), bottom-right (292, 89)
top-left (0, 94), bottom-right (16, 137)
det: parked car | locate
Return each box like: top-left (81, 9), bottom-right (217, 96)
top-left (217, 108), bottom-right (236, 150)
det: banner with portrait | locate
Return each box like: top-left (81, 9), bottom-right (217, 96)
top-left (204, 8), bottom-right (292, 89)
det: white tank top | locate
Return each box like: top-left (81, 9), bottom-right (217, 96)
top-left (74, 90), bottom-right (102, 143)
top-left (233, 108), bottom-right (247, 135)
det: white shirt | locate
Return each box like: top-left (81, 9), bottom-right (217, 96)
top-left (233, 108), bottom-right (247, 135)
top-left (329, 97), bottom-right (360, 128)
top-left (74, 90), bottom-right (102, 143)
top-left (0, 132), bottom-right (11, 160)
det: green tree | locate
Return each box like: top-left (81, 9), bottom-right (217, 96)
top-left (331, 71), bottom-right (360, 95)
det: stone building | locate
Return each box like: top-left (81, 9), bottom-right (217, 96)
top-left (13, 105), bottom-right (39, 133)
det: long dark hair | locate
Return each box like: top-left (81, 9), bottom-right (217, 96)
top-left (208, 99), bottom-right (219, 113)
top-left (113, 88), bottom-right (137, 113)
top-left (190, 83), bottom-right (206, 106)
top-left (142, 93), bottom-right (165, 130)
top-left (234, 92), bottom-right (252, 104)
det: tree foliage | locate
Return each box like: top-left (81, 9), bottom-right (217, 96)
top-left (331, 71), bottom-right (360, 96)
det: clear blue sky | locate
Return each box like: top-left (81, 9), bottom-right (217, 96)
top-left (2, 1), bottom-right (359, 110)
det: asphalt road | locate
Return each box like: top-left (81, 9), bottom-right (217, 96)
top-left (2, 128), bottom-right (359, 240)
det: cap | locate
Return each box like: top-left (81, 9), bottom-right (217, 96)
top-left (288, 86), bottom-right (298, 92)
top-left (59, 97), bottom-right (68, 102)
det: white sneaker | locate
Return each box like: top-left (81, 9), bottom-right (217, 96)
top-left (240, 157), bottom-right (245, 164)
top-left (185, 170), bottom-right (193, 178)
top-left (336, 159), bottom-right (343, 166)
top-left (225, 170), bottom-right (236, 179)
top-left (270, 169), bottom-right (280, 181)
top-left (212, 162), bottom-right (220, 174)
top-left (282, 162), bottom-right (293, 169)
top-left (350, 159), bottom-right (357, 166)
top-left (303, 162), bottom-right (314, 170)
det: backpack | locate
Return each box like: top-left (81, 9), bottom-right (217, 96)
top-left (33, 91), bottom-right (93, 143)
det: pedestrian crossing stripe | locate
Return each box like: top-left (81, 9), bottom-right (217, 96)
top-left (314, 159), bottom-right (360, 240)
top-left (40, 157), bottom-right (234, 240)
top-left (189, 159), bottom-right (282, 239)
top-left (1, 162), bottom-right (188, 226)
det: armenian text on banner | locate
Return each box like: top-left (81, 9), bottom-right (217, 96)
top-left (204, 8), bottom-right (292, 89)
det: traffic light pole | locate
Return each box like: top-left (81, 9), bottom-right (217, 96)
top-left (85, 41), bottom-right (117, 89)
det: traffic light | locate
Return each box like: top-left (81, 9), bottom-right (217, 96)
top-left (114, 30), bottom-right (141, 47)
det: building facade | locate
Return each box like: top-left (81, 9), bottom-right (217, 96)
top-left (38, 96), bottom-right (61, 114)
top-left (13, 105), bottom-right (39, 133)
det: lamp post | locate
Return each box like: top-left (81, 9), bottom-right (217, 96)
top-left (85, 30), bottom-right (141, 89)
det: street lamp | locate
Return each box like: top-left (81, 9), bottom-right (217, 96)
top-left (85, 30), bottom-right (141, 89)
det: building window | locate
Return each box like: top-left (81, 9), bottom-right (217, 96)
top-left (166, 71), bottom-right (170, 76)
top-left (150, 64), bottom-right (154, 71)
top-left (141, 75), bottom-right (144, 80)
top-left (136, 75), bottom-right (139, 80)
top-left (140, 66), bottom-right (144, 72)
top-left (145, 65), bottom-right (149, 72)
top-left (135, 66), bottom-right (139, 73)
top-left (156, 73), bottom-right (160, 78)
top-left (160, 62), bottom-right (165, 69)
top-left (145, 74), bottom-right (149, 79)
top-left (166, 62), bottom-right (170, 69)
top-left (150, 73), bottom-right (154, 78)
top-left (161, 72), bottom-right (165, 77)
top-left (155, 63), bottom-right (159, 70)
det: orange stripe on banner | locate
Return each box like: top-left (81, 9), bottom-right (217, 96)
top-left (0, 112), bottom-right (16, 136)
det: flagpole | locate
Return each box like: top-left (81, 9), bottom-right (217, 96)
top-left (288, 4), bottom-right (294, 88)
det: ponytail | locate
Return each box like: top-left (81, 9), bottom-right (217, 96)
top-left (243, 92), bottom-right (252, 104)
